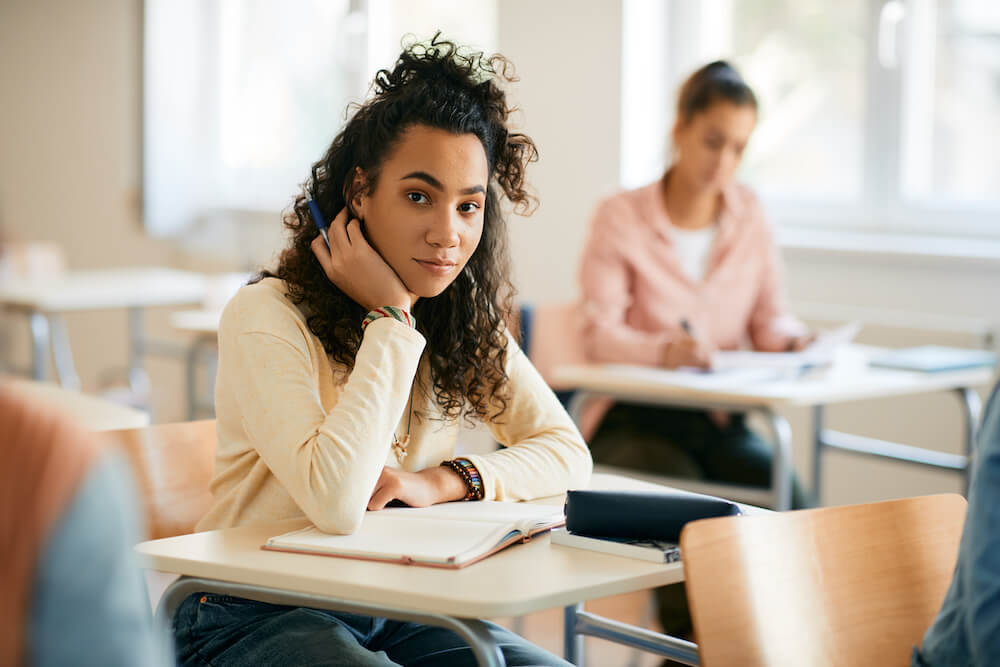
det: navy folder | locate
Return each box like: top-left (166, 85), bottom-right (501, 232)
top-left (564, 489), bottom-right (742, 541)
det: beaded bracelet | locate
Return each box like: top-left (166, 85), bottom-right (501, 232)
top-left (362, 306), bottom-right (415, 331)
top-left (441, 457), bottom-right (485, 501)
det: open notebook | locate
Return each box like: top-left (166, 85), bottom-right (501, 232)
top-left (263, 501), bottom-right (565, 569)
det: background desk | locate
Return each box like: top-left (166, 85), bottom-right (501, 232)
top-left (554, 346), bottom-right (993, 510)
top-left (0, 267), bottom-right (208, 393)
top-left (137, 473), bottom-right (741, 667)
top-left (169, 309), bottom-right (222, 419)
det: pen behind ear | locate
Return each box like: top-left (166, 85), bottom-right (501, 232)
top-left (306, 189), bottom-right (330, 248)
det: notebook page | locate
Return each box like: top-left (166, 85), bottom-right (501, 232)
top-left (267, 515), bottom-right (511, 564)
top-left (376, 500), bottom-right (564, 530)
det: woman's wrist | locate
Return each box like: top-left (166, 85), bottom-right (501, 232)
top-left (439, 458), bottom-right (485, 501)
top-left (422, 465), bottom-right (469, 503)
top-left (362, 305), bottom-right (416, 331)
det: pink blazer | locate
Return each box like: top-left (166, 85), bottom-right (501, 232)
top-left (572, 179), bottom-right (805, 438)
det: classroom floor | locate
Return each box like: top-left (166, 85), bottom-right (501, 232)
top-left (492, 589), bottom-right (666, 667)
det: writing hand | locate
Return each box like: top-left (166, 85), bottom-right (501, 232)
top-left (785, 332), bottom-right (817, 352)
top-left (661, 330), bottom-right (715, 370)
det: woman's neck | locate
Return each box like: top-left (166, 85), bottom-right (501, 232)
top-left (661, 170), bottom-right (720, 231)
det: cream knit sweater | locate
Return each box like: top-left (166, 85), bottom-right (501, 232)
top-left (197, 278), bottom-right (592, 534)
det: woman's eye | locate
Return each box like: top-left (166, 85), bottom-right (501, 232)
top-left (459, 202), bottom-right (480, 213)
top-left (407, 192), bottom-right (429, 204)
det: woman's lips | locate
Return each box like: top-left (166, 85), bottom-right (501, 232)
top-left (414, 259), bottom-right (457, 275)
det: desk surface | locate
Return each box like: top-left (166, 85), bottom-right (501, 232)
top-left (137, 474), bottom-right (700, 619)
top-left (170, 309), bottom-right (222, 335)
top-left (0, 267), bottom-right (208, 312)
top-left (6, 378), bottom-right (151, 430)
top-left (553, 345), bottom-right (994, 409)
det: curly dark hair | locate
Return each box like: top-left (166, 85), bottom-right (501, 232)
top-left (259, 34), bottom-right (538, 424)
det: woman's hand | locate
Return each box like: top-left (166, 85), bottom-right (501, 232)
top-left (367, 466), bottom-right (468, 511)
top-left (784, 332), bottom-right (817, 352)
top-left (311, 208), bottom-right (417, 312)
top-left (660, 331), bottom-right (715, 370)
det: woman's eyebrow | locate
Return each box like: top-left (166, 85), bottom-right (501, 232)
top-left (401, 171), bottom-right (485, 195)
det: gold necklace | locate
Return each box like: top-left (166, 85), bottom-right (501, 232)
top-left (391, 384), bottom-right (414, 464)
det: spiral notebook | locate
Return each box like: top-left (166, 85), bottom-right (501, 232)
top-left (263, 501), bottom-right (564, 569)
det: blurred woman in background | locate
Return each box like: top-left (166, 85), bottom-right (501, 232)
top-left (578, 60), bottom-right (811, 641)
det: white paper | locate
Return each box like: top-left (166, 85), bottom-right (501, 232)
top-left (711, 321), bottom-right (862, 372)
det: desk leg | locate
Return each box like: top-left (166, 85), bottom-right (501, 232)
top-left (812, 405), bottom-right (825, 505)
top-left (957, 387), bottom-right (983, 496)
top-left (185, 340), bottom-right (200, 421)
top-left (566, 391), bottom-right (592, 428)
top-left (565, 603), bottom-right (699, 666)
top-left (49, 314), bottom-right (81, 390)
top-left (127, 307), bottom-right (152, 402)
top-left (28, 311), bottom-right (50, 381)
top-left (156, 576), bottom-right (507, 667)
top-left (564, 603), bottom-right (585, 665)
top-left (762, 408), bottom-right (793, 511)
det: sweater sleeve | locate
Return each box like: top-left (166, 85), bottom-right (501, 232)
top-left (746, 208), bottom-right (808, 352)
top-left (220, 293), bottom-right (425, 534)
top-left (460, 331), bottom-right (593, 501)
top-left (579, 195), bottom-right (674, 365)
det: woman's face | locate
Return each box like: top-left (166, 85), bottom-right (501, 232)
top-left (354, 125), bottom-right (489, 299)
top-left (672, 101), bottom-right (756, 192)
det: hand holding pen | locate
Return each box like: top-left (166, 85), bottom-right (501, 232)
top-left (660, 318), bottom-right (715, 370)
top-left (308, 205), bottom-right (416, 312)
top-left (307, 196), bottom-right (330, 248)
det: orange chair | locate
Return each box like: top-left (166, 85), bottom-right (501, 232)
top-left (105, 420), bottom-right (216, 539)
top-left (680, 494), bottom-right (967, 667)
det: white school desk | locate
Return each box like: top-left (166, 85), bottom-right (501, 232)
top-left (137, 473), bottom-right (755, 667)
top-left (553, 345), bottom-right (994, 510)
top-left (0, 268), bottom-right (208, 391)
top-left (6, 378), bottom-right (150, 430)
top-left (169, 309), bottom-right (222, 419)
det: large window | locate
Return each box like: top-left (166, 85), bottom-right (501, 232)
top-left (144, 0), bottom-right (496, 239)
top-left (622, 0), bottom-right (1000, 238)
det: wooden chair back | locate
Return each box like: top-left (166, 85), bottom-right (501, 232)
top-left (105, 420), bottom-right (216, 539)
top-left (680, 494), bottom-right (967, 667)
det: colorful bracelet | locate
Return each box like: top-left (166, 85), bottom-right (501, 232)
top-left (441, 457), bottom-right (485, 501)
top-left (362, 306), bottom-right (415, 331)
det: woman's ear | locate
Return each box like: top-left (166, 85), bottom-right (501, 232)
top-left (348, 167), bottom-right (368, 220)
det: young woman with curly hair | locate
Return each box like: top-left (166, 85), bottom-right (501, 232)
top-left (176, 36), bottom-right (591, 666)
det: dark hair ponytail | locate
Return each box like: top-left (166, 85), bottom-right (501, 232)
top-left (676, 60), bottom-right (757, 124)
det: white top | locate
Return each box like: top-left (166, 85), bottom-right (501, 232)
top-left (669, 223), bottom-right (718, 283)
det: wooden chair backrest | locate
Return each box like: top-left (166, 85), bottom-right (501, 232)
top-left (680, 494), bottom-right (967, 667)
top-left (105, 420), bottom-right (216, 539)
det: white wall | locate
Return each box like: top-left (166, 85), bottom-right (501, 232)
top-left (497, 1), bottom-right (622, 304)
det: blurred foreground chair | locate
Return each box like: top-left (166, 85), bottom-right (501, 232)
top-left (680, 494), bottom-right (967, 667)
top-left (106, 420), bottom-right (216, 539)
top-left (2, 382), bottom-right (173, 666)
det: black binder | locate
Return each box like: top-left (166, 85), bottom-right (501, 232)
top-left (565, 489), bottom-right (742, 541)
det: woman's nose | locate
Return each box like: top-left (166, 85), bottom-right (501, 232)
top-left (426, 210), bottom-right (461, 248)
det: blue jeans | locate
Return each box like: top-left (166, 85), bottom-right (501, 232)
top-left (173, 593), bottom-right (570, 666)
top-left (915, 380), bottom-right (1000, 666)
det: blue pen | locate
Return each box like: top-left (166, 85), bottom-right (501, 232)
top-left (306, 194), bottom-right (330, 247)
